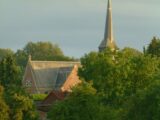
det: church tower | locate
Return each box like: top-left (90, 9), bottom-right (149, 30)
top-left (99, 0), bottom-right (117, 52)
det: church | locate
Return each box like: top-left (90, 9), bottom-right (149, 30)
top-left (22, 55), bottom-right (81, 94)
top-left (22, 0), bottom-right (118, 119)
top-left (22, 0), bottom-right (117, 95)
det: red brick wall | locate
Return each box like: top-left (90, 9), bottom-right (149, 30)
top-left (61, 65), bottom-right (81, 92)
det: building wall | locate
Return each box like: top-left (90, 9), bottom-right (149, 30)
top-left (61, 65), bottom-right (81, 92)
top-left (23, 65), bottom-right (37, 94)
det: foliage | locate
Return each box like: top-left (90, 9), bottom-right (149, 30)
top-left (15, 49), bottom-right (28, 70)
top-left (23, 41), bottom-right (64, 58)
top-left (48, 82), bottom-right (118, 120)
top-left (123, 80), bottom-right (160, 120)
top-left (0, 85), bottom-right (9, 120)
top-left (147, 36), bottom-right (160, 57)
top-left (4, 87), bottom-right (38, 120)
top-left (48, 47), bottom-right (160, 120)
top-left (31, 94), bottom-right (48, 101)
top-left (79, 48), bottom-right (159, 106)
top-left (120, 47), bottom-right (142, 58)
top-left (1, 39), bottom-right (160, 119)
top-left (35, 46), bottom-right (160, 120)
top-left (0, 42), bottom-right (77, 120)
top-left (0, 48), bottom-right (14, 61)
top-left (0, 56), bottom-right (38, 120)
top-left (15, 41), bottom-right (75, 68)
top-left (0, 56), bottom-right (22, 87)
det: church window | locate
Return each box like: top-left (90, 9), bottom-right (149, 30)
top-left (25, 80), bottom-right (32, 87)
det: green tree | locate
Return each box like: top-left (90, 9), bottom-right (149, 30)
top-left (4, 88), bottom-right (38, 120)
top-left (79, 48), bottom-right (159, 105)
top-left (123, 80), bottom-right (160, 120)
top-left (23, 41), bottom-right (64, 60)
top-left (0, 56), bottom-right (38, 120)
top-left (0, 56), bottom-right (21, 87)
top-left (15, 41), bottom-right (75, 68)
top-left (15, 49), bottom-right (28, 70)
top-left (48, 82), bottom-right (117, 120)
top-left (0, 85), bottom-right (9, 120)
top-left (0, 48), bottom-right (14, 60)
top-left (147, 36), bottom-right (160, 57)
top-left (48, 47), bottom-right (160, 120)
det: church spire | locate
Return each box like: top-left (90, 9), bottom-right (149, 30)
top-left (99, 0), bottom-right (117, 52)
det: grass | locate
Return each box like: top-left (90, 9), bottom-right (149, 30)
top-left (31, 94), bottom-right (48, 101)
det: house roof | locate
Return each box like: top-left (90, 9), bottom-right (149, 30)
top-left (55, 67), bottom-right (73, 90)
top-left (37, 90), bottom-right (66, 112)
top-left (42, 91), bottom-right (65, 105)
top-left (26, 60), bottom-right (80, 93)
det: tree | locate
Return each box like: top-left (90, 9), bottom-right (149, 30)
top-left (4, 88), bottom-right (38, 120)
top-left (0, 56), bottom-right (38, 120)
top-left (147, 36), bottom-right (160, 57)
top-left (48, 82), bottom-right (117, 120)
top-left (0, 56), bottom-right (22, 87)
top-left (15, 49), bottom-right (28, 70)
top-left (0, 48), bottom-right (14, 61)
top-left (23, 41), bottom-right (64, 60)
top-left (47, 47), bottom-right (160, 120)
top-left (79, 48), bottom-right (160, 105)
top-left (120, 47), bottom-right (142, 58)
top-left (123, 80), bottom-right (160, 120)
top-left (0, 85), bottom-right (9, 120)
top-left (15, 41), bottom-right (75, 68)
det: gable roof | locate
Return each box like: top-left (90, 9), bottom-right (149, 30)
top-left (42, 91), bottom-right (65, 105)
top-left (37, 90), bottom-right (66, 112)
top-left (24, 60), bottom-right (80, 93)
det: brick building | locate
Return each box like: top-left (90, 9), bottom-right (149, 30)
top-left (22, 56), bottom-right (81, 94)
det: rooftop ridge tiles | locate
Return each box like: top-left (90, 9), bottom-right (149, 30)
top-left (30, 60), bottom-right (80, 63)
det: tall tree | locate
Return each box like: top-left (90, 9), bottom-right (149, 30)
top-left (0, 85), bottom-right (9, 120)
top-left (0, 56), bottom-right (21, 87)
top-left (147, 36), bottom-right (160, 57)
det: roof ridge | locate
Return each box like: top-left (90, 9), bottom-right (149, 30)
top-left (30, 61), bottom-right (80, 63)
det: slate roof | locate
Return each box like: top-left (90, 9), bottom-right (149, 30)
top-left (25, 60), bottom-right (80, 93)
top-left (55, 67), bottom-right (73, 90)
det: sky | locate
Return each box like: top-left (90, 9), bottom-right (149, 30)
top-left (0, 0), bottom-right (160, 58)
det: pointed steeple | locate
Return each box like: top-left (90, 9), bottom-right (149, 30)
top-left (99, 0), bottom-right (117, 52)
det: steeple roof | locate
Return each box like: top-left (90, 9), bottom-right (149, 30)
top-left (99, 0), bottom-right (117, 52)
